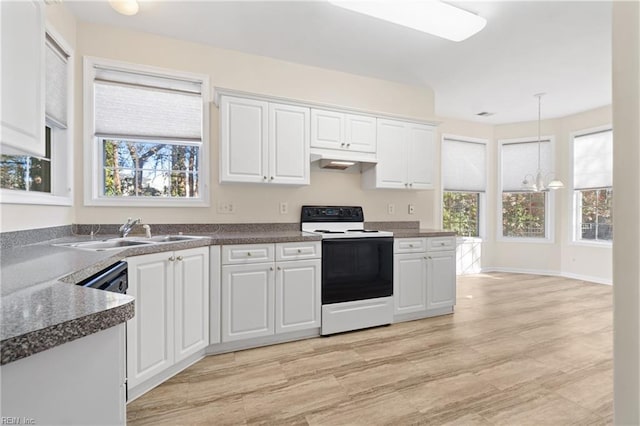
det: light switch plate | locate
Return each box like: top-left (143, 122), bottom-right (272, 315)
top-left (408, 204), bottom-right (415, 214)
top-left (387, 203), bottom-right (395, 215)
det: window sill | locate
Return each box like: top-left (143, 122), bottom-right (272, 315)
top-left (84, 196), bottom-right (209, 208)
top-left (569, 240), bottom-right (612, 249)
top-left (496, 237), bottom-right (555, 244)
top-left (1, 190), bottom-right (72, 206)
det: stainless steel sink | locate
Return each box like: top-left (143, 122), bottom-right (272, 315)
top-left (143, 235), bottom-right (205, 243)
top-left (54, 235), bottom-right (205, 251)
top-left (55, 239), bottom-right (154, 251)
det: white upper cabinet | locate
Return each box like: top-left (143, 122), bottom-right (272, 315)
top-left (311, 109), bottom-right (376, 153)
top-left (269, 103), bottom-right (310, 185)
top-left (220, 95), bottom-right (309, 185)
top-left (220, 96), bottom-right (269, 183)
top-left (362, 119), bottom-right (435, 190)
top-left (0, 0), bottom-right (45, 156)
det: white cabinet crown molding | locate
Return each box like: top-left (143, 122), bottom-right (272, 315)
top-left (212, 87), bottom-right (441, 127)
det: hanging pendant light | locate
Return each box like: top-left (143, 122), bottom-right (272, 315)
top-left (521, 93), bottom-right (564, 192)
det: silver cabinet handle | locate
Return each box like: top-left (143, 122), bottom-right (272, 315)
top-left (440, 242), bottom-right (446, 246)
top-left (270, 176), bottom-right (274, 180)
top-left (270, 266), bottom-right (274, 271)
top-left (347, 143), bottom-right (351, 148)
top-left (297, 249), bottom-right (302, 253)
top-left (168, 256), bottom-right (175, 262)
top-left (277, 266), bottom-right (281, 270)
top-left (341, 143), bottom-right (346, 147)
top-left (177, 256), bottom-right (183, 261)
top-left (404, 183), bottom-right (408, 187)
top-left (263, 176), bottom-right (267, 180)
top-left (409, 244), bottom-right (414, 247)
top-left (247, 252), bottom-right (252, 257)
top-left (409, 183), bottom-right (413, 187)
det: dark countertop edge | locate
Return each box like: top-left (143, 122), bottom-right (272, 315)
top-left (389, 229), bottom-right (457, 238)
top-left (0, 300), bottom-right (134, 365)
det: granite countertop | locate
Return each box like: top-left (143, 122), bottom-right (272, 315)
top-left (0, 228), bottom-right (319, 365)
top-left (381, 228), bottom-right (457, 238)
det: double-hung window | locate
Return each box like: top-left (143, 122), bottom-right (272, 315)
top-left (84, 57), bottom-right (209, 206)
top-left (500, 139), bottom-right (553, 240)
top-left (1, 30), bottom-right (72, 205)
top-left (441, 137), bottom-right (487, 237)
top-left (572, 129), bottom-right (613, 243)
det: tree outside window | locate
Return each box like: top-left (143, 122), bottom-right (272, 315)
top-left (443, 191), bottom-right (479, 237)
top-left (502, 192), bottom-right (546, 238)
top-left (102, 140), bottom-right (199, 198)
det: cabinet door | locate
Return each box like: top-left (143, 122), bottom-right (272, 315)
top-left (126, 252), bottom-right (174, 389)
top-left (394, 253), bottom-right (427, 315)
top-left (221, 263), bottom-right (275, 342)
top-left (375, 119), bottom-right (408, 188)
top-left (407, 123), bottom-right (435, 189)
top-left (427, 251), bottom-right (457, 310)
top-left (0, 1), bottom-right (44, 156)
top-left (345, 114), bottom-right (376, 153)
top-left (220, 96), bottom-right (269, 183)
top-left (174, 247), bottom-right (209, 362)
top-left (275, 259), bottom-right (321, 334)
top-left (269, 103), bottom-right (310, 185)
top-left (310, 109), bottom-right (344, 150)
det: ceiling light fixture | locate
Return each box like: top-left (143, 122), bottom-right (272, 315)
top-left (521, 93), bottom-right (564, 192)
top-left (109, 0), bottom-right (139, 16)
top-left (327, 0), bottom-right (486, 42)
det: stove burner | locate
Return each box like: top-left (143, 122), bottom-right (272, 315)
top-left (314, 229), bottom-right (345, 234)
top-left (347, 229), bottom-right (379, 233)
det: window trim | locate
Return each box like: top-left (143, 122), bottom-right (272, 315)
top-left (440, 134), bottom-right (488, 240)
top-left (83, 56), bottom-right (210, 207)
top-left (0, 25), bottom-right (73, 206)
top-left (497, 136), bottom-right (557, 243)
top-left (569, 125), bottom-right (613, 247)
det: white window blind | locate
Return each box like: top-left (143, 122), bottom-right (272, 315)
top-left (573, 130), bottom-right (613, 189)
top-left (442, 138), bottom-right (486, 191)
top-left (45, 34), bottom-right (68, 128)
top-left (93, 66), bottom-right (203, 141)
top-left (501, 140), bottom-right (551, 191)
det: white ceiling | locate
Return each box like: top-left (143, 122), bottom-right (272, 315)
top-left (65, 0), bottom-right (612, 124)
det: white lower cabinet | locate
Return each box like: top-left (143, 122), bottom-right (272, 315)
top-left (126, 246), bottom-right (209, 390)
top-left (276, 259), bottom-right (321, 333)
top-left (222, 262), bottom-right (275, 342)
top-left (393, 237), bottom-right (456, 321)
top-left (394, 252), bottom-right (427, 315)
top-left (426, 251), bottom-right (457, 310)
top-left (221, 242), bottom-right (321, 343)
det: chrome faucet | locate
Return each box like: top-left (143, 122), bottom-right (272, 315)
top-left (119, 217), bottom-right (141, 238)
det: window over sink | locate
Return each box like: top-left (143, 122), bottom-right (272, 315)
top-left (83, 57), bottom-right (210, 206)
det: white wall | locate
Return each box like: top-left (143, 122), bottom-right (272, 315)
top-left (72, 21), bottom-right (439, 226)
top-left (0, 3), bottom-right (77, 232)
top-left (612, 1), bottom-right (640, 422)
top-left (482, 106), bottom-right (612, 284)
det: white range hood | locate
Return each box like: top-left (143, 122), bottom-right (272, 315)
top-left (310, 148), bottom-right (377, 170)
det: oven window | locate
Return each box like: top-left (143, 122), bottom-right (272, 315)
top-left (322, 237), bottom-right (393, 304)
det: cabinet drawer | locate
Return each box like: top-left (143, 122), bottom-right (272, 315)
top-left (222, 244), bottom-right (274, 265)
top-left (394, 238), bottom-right (427, 253)
top-left (426, 237), bottom-right (456, 252)
top-left (276, 241), bottom-right (321, 261)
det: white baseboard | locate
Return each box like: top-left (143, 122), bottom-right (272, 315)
top-left (480, 266), bottom-right (612, 285)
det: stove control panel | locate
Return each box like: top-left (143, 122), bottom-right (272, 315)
top-left (301, 206), bottom-right (364, 222)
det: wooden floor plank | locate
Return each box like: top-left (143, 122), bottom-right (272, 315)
top-left (128, 273), bottom-right (613, 425)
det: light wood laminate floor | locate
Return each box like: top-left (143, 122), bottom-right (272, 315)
top-left (128, 273), bottom-right (613, 425)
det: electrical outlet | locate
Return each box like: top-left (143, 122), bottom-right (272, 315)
top-left (280, 202), bottom-right (288, 215)
top-left (217, 201), bottom-right (236, 214)
top-left (408, 204), bottom-right (415, 214)
top-left (387, 203), bottom-right (395, 215)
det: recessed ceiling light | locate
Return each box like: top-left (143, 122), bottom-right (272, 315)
top-left (328, 0), bottom-right (486, 42)
top-left (109, 0), bottom-right (139, 16)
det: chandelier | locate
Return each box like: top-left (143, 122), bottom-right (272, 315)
top-left (521, 93), bottom-right (564, 192)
